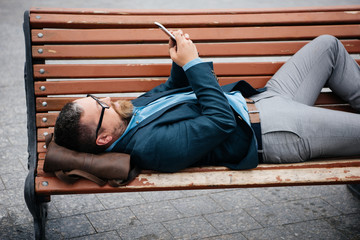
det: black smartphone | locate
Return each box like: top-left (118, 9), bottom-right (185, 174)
top-left (154, 22), bottom-right (176, 42)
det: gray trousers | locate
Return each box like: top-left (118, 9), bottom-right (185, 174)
top-left (250, 35), bottom-right (360, 163)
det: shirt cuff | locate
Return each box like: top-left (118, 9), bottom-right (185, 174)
top-left (182, 57), bottom-right (203, 71)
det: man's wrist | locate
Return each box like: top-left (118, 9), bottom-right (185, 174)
top-left (182, 57), bottom-right (203, 71)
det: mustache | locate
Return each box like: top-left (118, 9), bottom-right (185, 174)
top-left (111, 100), bottom-right (134, 121)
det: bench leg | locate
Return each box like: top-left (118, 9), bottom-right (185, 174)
top-left (24, 169), bottom-right (48, 240)
top-left (347, 184), bottom-right (360, 200)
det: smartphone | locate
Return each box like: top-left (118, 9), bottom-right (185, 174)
top-left (154, 22), bottom-right (176, 42)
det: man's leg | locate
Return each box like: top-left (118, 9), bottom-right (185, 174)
top-left (254, 35), bottom-right (360, 163)
top-left (258, 97), bottom-right (360, 163)
top-left (265, 35), bottom-right (360, 110)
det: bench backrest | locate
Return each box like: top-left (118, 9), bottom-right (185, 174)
top-left (23, 6), bottom-right (360, 169)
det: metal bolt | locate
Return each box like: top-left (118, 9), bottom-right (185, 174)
top-left (42, 181), bottom-right (48, 186)
top-left (36, 15), bottom-right (41, 19)
top-left (37, 33), bottom-right (43, 38)
top-left (39, 69), bottom-right (45, 74)
top-left (38, 48), bottom-right (43, 54)
top-left (43, 132), bottom-right (49, 136)
top-left (40, 86), bottom-right (46, 91)
top-left (42, 117), bottom-right (47, 122)
top-left (43, 144), bottom-right (47, 149)
top-left (42, 101), bottom-right (48, 107)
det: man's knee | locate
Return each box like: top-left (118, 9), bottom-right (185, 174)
top-left (313, 34), bottom-right (339, 50)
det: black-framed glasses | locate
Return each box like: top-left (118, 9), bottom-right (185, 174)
top-left (87, 94), bottom-right (110, 138)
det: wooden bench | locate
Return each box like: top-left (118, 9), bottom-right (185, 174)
top-left (23, 6), bottom-right (360, 239)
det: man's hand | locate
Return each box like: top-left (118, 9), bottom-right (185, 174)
top-left (169, 30), bottom-right (199, 67)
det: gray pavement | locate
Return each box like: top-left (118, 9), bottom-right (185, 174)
top-left (0, 0), bottom-right (360, 239)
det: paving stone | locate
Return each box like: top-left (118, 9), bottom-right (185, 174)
top-left (72, 231), bottom-right (121, 240)
top-left (203, 232), bottom-right (247, 240)
top-left (284, 219), bottom-right (348, 240)
top-left (245, 201), bottom-right (308, 227)
top-left (205, 209), bottom-right (262, 234)
top-left (1, 170), bottom-right (27, 189)
top-left (0, 188), bottom-right (26, 207)
top-left (0, 146), bottom-right (27, 174)
top-left (52, 194), bottom-right (105, 217)
top-left (5, 123), bottom-right (28, 146)
top-left (0, 222), bottom-right (34, 240)
top-left (140, 190), bottom-right (185, 202)
top-left (247, 186), bottom-right (301, 203)
top-left (130, 201), bottom-right (182, 224)
top-left (242, 225), bottom-right (294, 240)
top-left (288, 198), bottom-right (342, 220)
top-left (118, 223), bottom-right (173, 240)
top-left (0, 134), bottom-right (11, 148)
top-left (7, 204), bottom-right (33, 225)
top-left (170, 195), bottom-right (223, 217)
top-left (46, 214), bottom-right (95, 239)
top-left (0, 177), bottom-right (5, 190)
top-left (96, 192), bottom-right (146, 209)
top-left (322, 188), bottom-right (360, 214)
top-left (326, 213), bottom-right (360, 239)
top-left (46, 201), bottom-right (62, 220)
top-left (182, 189), bottom-right (228, 197)
top-left (246, 198), bottom-right (341, 227)
top-left (163, 216), bottom-right (219, 239)
top-left (209, 189), bottom-right (264, 210)
top-left (287, 185), bottom-right (345, 199)
top-left (86, 208), bottom-right (140, 232)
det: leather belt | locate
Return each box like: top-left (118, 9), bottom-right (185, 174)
top-left (245, 98), bottom-right (260, 124)
top-left (245, 98), bottom-right (264, 163)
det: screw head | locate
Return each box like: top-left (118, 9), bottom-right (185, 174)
top-left (40, 86), bottom-right (46, 91)
top-left (42, 117), bottom-right (47, 122)
top-left (39, 69), bottom-right (45, 74)
top-left (43, 132), bottom-right (49, 136)
top-left (37, 33), bottom-right (43, 38)
top-left (42, 181), bottom-right (48, 186)
top-left (38, 48), bottom-right (43, 54)
top-left (42, 102), bottom-right (48, 107)
top-left (36, 15), bottom-right (41, 19)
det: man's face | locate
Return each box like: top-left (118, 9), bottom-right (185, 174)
top-left (74, 96), bottom-right (125, 143)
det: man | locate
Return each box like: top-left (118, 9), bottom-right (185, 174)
top-left (54, 31), bottom-right (360, 173)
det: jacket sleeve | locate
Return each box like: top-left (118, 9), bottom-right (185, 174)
top-left (135, 62), bottom-right (238, 172)
top-left (143, 62), bottom-right (190, 95)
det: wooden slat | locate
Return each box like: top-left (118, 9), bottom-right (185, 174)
top-left (29, 12), bottom-right (360, 28)
top-left (36, 113), bottom-right (57, 128)
top-left (31, 40), bottom-right (360, 59)
top-left (33, 76), bottom-right (270, 96)
top-left (33, 62), bottom-right (282, 79)
top-left (35, 102), bottom-right (354, 130)
top-left (34, 159), bottom-right (360, 195)
top-left (31, 25), bottom-right (360, 44)
top-left (38, 128), bottom-right (53, 141)
top-left (30, 6), bottom-right (360, 15)
top-left (35, 91), bottom-right (346, 112)
top-left (36, 96), bottom-right (136, 111)
top-left (33, 59), bottom-right (360, 79)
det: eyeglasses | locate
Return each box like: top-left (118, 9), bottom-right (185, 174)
top-left (87, 94), bottom-right (110, 138)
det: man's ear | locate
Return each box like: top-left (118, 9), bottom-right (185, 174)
top-left (96, 133), bottom-right (113, 146)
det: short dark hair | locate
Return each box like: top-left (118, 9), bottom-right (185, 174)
top-left (54, 102), bottom-right (106, 153)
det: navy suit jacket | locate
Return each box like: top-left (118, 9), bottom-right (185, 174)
top-left (112, 62), bottom-right (264, 172)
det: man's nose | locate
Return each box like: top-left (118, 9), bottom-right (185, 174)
top-left (101, 97), bottom-right (111, 105)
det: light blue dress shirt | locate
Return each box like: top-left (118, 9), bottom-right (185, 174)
top-left (106, 58), bottom-right (250, 151)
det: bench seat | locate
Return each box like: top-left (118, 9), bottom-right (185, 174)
top-left (23, 5), bottom-right (360, 239)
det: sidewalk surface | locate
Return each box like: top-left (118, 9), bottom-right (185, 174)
top-left (0, 0), bottom-right (359, 239)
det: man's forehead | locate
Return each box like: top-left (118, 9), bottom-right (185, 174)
top-left (73, 97), bottom-right (98, 124)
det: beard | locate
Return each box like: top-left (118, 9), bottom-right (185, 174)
top-left (111, 100), bottom-right (134, 124)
